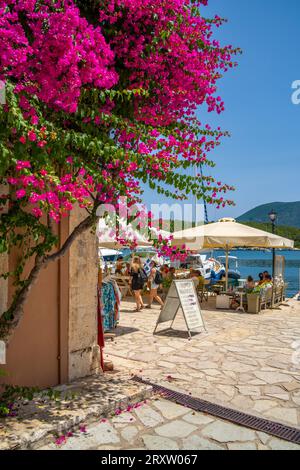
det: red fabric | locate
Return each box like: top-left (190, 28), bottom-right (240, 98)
top-left (97, 287), bottom-right (105, 371)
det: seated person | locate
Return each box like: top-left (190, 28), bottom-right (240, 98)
top-left (190, 269), bottom-right (201, 288)
top-left (167, 267), bottom-right (176, 281)
top-left (122, 262), bottom-right (131, 275)
top-left (257, 271), bottom-right (272, 285)
top-left (245, 275), bottom-right (255, 291)
top-left (258, 272), bottom-right (264, 285)
top-left (160, 264), bottom-right (170, 280)
top-left (115, 256), bottom-right (124, 274)
top-left (253, 274), bottom-right (273, 296)
top-left (264, 274), bottom-right (273, 286)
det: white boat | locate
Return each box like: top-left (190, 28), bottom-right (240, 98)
top-left (179, 254), bottom-right (225, 281)
top-left (216, 255), bottom-right (241, 281)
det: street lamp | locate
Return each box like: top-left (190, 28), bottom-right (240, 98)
top-left (269, 209), bottom-right (277, 278)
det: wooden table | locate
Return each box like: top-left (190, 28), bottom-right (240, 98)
top-left (111, 275), bottom-right (132, 298)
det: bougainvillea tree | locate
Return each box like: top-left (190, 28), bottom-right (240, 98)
top-left (0, 0), bottom-right (239, 341)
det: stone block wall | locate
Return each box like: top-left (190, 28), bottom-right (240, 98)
top-left (0, 253), bottom-right (8, 319)
top-left (0, 184), bottom-right (101, 386)
top-left (0, 184), bottom-right (8, 318)
top-left (68, 206), bottom-right (100, 381)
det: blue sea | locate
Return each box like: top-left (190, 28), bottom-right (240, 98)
top-left (119, 247), bottom-right (300, 298)
top-left (215, 250), bottom-right (300, 298)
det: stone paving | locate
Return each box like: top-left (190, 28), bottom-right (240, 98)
top-left (3, 298), bottom-right (300, 451)
top-left (0, 375), bottom-right (151, 450)
top-left (38, 397), bottom-right (300, 450)
top-left (104, 298), bottom-right (300, 433)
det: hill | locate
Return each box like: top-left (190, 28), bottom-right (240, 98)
top-left (237, 202), bottom-right (300, 228)
top-left (154, 218), bottom-right (300, 248)
top-left (241, 221), bottom-right (300, 249)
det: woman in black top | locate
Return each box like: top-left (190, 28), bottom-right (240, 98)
top-left (130, 257), bottom-right (146, 312)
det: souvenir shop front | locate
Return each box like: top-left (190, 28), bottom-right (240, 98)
top-left (97, 272), bottom-right (122, 370)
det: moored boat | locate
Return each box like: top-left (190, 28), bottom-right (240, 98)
top-left (179, 253), bottom-right (225, 282)
top-left (216, 255), bottom-right (241, 281)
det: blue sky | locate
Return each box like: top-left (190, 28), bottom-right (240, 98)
top-left (142, 0), bottom-right (300, 222)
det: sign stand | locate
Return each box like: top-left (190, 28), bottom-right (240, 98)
top-left (154, 280), bottom-right (207, 339)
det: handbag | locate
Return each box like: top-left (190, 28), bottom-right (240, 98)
top-left (138, 268), bottom-right (148, 284)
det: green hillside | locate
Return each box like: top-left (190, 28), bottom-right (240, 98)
top-left (237, 202), bottom-right (300, 228)
top-left (241, 221), bottom-right (300, 249)
top-left (154, 216), bottom-right (300, 248)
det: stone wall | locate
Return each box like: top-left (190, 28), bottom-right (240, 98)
top-left (68, 206), bottom-right (101, 381)
top-left (0, 253), bottom-right (8, 318)
top-left (0, 184), bottom-right (8, 318)
top-left (0, 186), bottom-right (101, 385)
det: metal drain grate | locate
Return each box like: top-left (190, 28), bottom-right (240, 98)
top-left (132, 376), bottom-right (300, 446)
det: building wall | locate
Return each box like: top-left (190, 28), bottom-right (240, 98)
top-left (0, 235), bottom-right (63, 388)
top-left (0, 253), bottom-right (8, 324)
top-left (0, 185), bottom-right (8, 320)
top-left (0, 195), bottom-right (101, 388)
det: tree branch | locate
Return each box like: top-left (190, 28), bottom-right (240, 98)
top-left (46, 215), bottom-right (94, 264)
top-left (0, 215), bottom-right (95, 343)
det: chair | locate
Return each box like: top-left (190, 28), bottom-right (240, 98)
top-left (260, 289), bottom-right (267, 310)
top-left (266, 287), bottom-right (273, 308)
top-left (112, 275), bottom-right (132, 298)
top-left (259, 287), bottom-right (273, 310)
top-left (197, 281), bottom-right (209, 302)
top-left (274, 285), bottom-right (283, 306)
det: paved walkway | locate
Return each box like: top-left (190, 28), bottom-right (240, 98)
top-left (0, 375), bottom-right (151, 450)
top-left (102, 298), bottom-right (300, 439)
top-left (39, 397), bottom-right (300, 450)
top-left (35, 298), bottom-right (300, 451)
top-left (4, 298), bottom-right (300, 450)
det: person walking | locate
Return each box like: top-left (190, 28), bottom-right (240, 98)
top-left (146, 261), bottom-right (164, 309)
top-left (129, 257), bottom-right (147, 312)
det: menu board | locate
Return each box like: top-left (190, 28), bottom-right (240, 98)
top-left (175, 281), bottom-right (205, 331)
top-left (0, 340), bottom-right (5, 364)
top-left (154, 280), bottom-right (206, 338)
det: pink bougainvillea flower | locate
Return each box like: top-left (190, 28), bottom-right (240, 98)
top-left (37, 140), bottom-right (47, 148)
top-left (31, 116), bottom-right (39, 125)
top-left (55, 436), bottom-right (66, 446)
top-left (16, 161), bottom-right (31, 170)
top-left (133, 402), bottom-right (143, 409)
top-left (32, 207), bottom-right (43, 218)
top-left (16, 189), bottom-right (26, 199)
top-left (28, 130), bottom-right (37, 142)
top-left (0, 0), bottom-right (237, 298)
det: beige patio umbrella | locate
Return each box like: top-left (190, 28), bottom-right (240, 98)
top-left (96, 218), bottom-right (153, 249)
top-left (171, 218), bottom-right (294, 290)
top-left (96, 219), bottom-right (153, 286)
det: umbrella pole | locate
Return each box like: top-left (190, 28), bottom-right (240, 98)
top-left (225, 245), bottom-right (229, 292)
